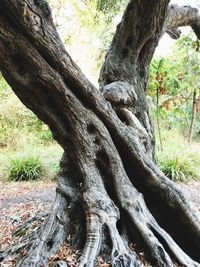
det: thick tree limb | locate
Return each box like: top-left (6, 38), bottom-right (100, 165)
top-left (166, 5), bottom-right (200, 39)
top-left (99, 0), bottom-right (170, 85)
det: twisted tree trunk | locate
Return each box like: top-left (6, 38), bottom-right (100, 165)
top-left (0, 1), bottom-right (200, 266)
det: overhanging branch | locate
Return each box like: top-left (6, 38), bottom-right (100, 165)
top-left (166, 5), bottom-right (200, 39)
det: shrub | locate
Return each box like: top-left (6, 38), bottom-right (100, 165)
top-left (7, 155), bottom-right (44, 181)
top-left (156, 129), bottom-right (200, 181)
top-left (159, 155), bottom-right (200, 181)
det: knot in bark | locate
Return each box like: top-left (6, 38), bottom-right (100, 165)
top-left (102, 81), bottom-right (137, 107)
top-left (83, 189), bottom-right (120, 222)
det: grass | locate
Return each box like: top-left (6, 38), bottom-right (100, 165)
top-left (7, 155), bottom-right (44, 181)
top-left (0, 144), bottom-right (63, 182)
top-left (156, 129), bottom-right (200, 181)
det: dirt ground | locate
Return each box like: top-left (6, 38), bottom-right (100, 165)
top-left (0, 182), bottom-right (56, 252)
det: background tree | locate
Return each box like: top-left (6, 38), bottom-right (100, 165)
top-left (149, 32), bottom-right (200, 143)
top-left (0, 1), bottom-right (200, 266)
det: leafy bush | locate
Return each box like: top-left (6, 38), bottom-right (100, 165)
top-left (7, 155), bottom-right (44, 181)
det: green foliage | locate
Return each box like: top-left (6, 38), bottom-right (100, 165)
top-left (0, 74), bottom-right (12, 101)
top-left (96, 0), bottom-right (127, 20)
top-left (66, 0), bottom-right (116, 72)
top-left (148, 32), bottom-right (200, 137)
top-left (156, 130), bottom-right (200, 181)
top-left (7, 155), bottom-right (44, 181)
top-left (0, 86), bottom-right (53, 148)
top-left (159, 155), bottom-right (200, 181)
top-left (47, 0), bottom-right (130, 83)
top-left (38, 130), bottom-right (53, 141)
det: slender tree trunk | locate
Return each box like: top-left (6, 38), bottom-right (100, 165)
top-left (188, 89), bottom-right (197, 143)
top-left (156, 87), bottom-right (163, 151)
top-left (0, 1), bottom-right (200, 266)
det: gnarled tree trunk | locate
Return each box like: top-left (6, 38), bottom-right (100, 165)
top-left (0, 1), bottom-right (200, 266)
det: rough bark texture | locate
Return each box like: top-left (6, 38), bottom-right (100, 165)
top-left (166, 5), bottom-right (200, 39)
top-left (0, 0), bottom-right (200, 266)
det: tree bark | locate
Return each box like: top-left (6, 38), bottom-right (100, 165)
top-left (0, 1), bottom-right (200, 266)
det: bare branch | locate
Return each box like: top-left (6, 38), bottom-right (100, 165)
top-left (166, 5), bottom-right (200, 39)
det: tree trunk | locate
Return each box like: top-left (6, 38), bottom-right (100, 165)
top-left (0, 1), bottom-right (200, 266)
top-left (188, 89), bottom-right (197, 143)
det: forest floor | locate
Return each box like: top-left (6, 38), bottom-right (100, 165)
top-left (0, 180), bottom-right (200, 267)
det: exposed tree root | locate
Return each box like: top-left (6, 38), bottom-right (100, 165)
top-left (77, 215), bottom-right (102, 267)
top-left (5, 171), bottom-right (199, 267)
top-left (0, 212), bottom-right (48, 262)
top-left (16, 192), bottom-right (68, 267)
top-left (76, 186), bottom-right (142, 267)
top-left (107, 221), bottom-right (142, 267)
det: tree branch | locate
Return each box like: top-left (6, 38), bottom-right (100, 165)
top-left (99, 0), bottom-right (170, 88)
top-left (166, 5), bottom-right (200, 39)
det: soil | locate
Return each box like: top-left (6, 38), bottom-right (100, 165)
top-left (1, 180), bottom-right (199, 212)
top-left (0, 182), bottom-right (56, 252)
top-left (0, 186), bottom-right (56, 210)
